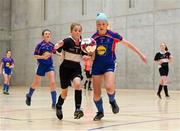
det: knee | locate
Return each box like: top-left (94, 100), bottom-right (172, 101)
top-left (162, 77), bottom-right (166, 83)
top-left (164, 78), bottom-right (168, 84)
top-left (4, 80), bottom-right (8, 84)
top-left (4, 79), bottom-right (8, 83)
top-left (32, 81), bottom-right (40, 87)
top-left (160, 77), bottom-right (164, 84)
top-left (105, 84), bottom-right (113, 92)
top-left (73, 82), bottom-right (81, 90)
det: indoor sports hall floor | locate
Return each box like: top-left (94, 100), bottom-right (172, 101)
top-left (0, 86), bottom-right (180, 130)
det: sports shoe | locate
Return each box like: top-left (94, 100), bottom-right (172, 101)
top-left (3, 91), bottom-right (9, 95)
top-left (93, 112), bottom-right (104, 121)
top-left (26, 94), bottom-right (31, 106)
top-left (88, 87), bottom-right (92, 91)
top-left (165, 95), bottom-right (170, 99)
top-left (157, 93), bottom-right (162, 99)
top-left (56, 105), bottom-right (63, 120)
top-left (74, 109), bottom-right (84, 119)
top-left (110, 100), bottom-right (119, 114)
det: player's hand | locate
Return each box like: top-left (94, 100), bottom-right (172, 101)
top-left (140, 54), bottom-right (147, 64)
top-left (161, 59), bottom-right (169, 63)
top-left (158, 59), bottom-right (168, 65)
top-left (82, 55), bottom-right (91, 61)
top-left (43, 52), bottom-right (52, 60)
top-left (54, 40), bottom-right (63, 49)
top-left (9, 65), bottom-right (14, 69)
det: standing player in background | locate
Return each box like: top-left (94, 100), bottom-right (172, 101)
top-left (55, 23), bottom-right (89, 120)
top-left (83, 57), bottom-right (92, 91)
top-left (91, 13), bottom-right (147, 121)
top-left (25, 29), bottom-right (57, 109)
top-left (0, 50), bottom-right (14, 95)
top-left (154, 42), bottom-right (173, 99)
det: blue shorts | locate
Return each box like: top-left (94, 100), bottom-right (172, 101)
top-left (92, 61), bottom-right (115, 75)
top-left (3, 68), bottom-right (12, 75)
top-left (36, 64), bottom-right (54, 76)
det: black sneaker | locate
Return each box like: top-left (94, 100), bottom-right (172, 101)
top-left (93, 112), bottom-right (104, 121)
top-left (74, 109), bottom-right (84, 119)
top-left (157, 93), bottom-right (162, 99)
top-left (88, 87), bottom-right (92, 91)
top-left (56, 105), bottom-right (63, 120)
top-left (166, 94), bottom-right (170, 97)
top-left (26, 94), bottom-right (31, 106)
top-left (3, 91), bottom-right (9, 95)
top-left (110, 100), bottom-right (119, 114)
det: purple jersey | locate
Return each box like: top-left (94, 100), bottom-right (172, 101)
top-left (92, 30), bottom-right (123, 63)
top-left (34, 40), bottom-right (55, 65)
top-left (1, 57), bottom-right (14, 69)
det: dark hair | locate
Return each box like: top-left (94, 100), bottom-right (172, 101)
top-left (6, 50), bottom-right (11, 53)
top-left (42, 29), bottom-right (51, 36)
top-left (70, 23), bottom-right (82, 32)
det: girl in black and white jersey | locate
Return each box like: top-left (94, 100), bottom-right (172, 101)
top-left (154, 42), bottom-right (173, 99)
top-left (54, 23), bottom-right (89, 120)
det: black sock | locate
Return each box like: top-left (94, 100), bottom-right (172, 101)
top-left (56, 95), bottom-right (64, 109)
top-left (164, 85), bottom-right (169, 96)
top-left (88, 81), bottom-right (91, 88)
top-left (75, 90), bottom-right (82, 110)
top-left (84, 80), bottom-right (88, 87)
top-left (157, 84), bottom-right (163, 94)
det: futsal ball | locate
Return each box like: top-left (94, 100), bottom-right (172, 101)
top-left (43, 51), bottom-right (51, 56)
top-left (81, 38), bottom-right (97, 55)
top-left (43, 51), bottom-right (51, 59)
top-left (6, 63), bottom-right (10, 67)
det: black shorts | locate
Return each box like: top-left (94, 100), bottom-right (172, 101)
top-left (159, 65), bottom-right (169, 76)
top-left (59, 63), bottom-right (83, 89)
top-left (85, 70), bottom-right (92, 78)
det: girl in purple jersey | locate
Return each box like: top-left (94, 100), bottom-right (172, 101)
top-left (0, 50), bottom-right (14, 95)
top-left (25, 29), bottom-right (57, 109)
top-left (91, 13), bottom-right (147, 121)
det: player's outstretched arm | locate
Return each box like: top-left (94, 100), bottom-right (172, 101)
top-left (54, 40), bottom-right (64, 50)
top-left (120, 38), bottom-right (147, 64)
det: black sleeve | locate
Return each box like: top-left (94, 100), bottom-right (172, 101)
top-left (167, 52), bottom-right (171, 59)
top-left (56, 47), bottom-right (63, 53)
top-left (62, 38), bottom-right (70, 51)
top-left (154, 53), bottom-right (160, 61)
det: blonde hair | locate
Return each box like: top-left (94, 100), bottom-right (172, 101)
top-left (161, 42), bottom-right (168, 51)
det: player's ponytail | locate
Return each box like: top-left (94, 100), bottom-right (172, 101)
top-left (163, 42), bottom-right (168, 51)
top-left (165, 46), bottom-right (168, 51)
